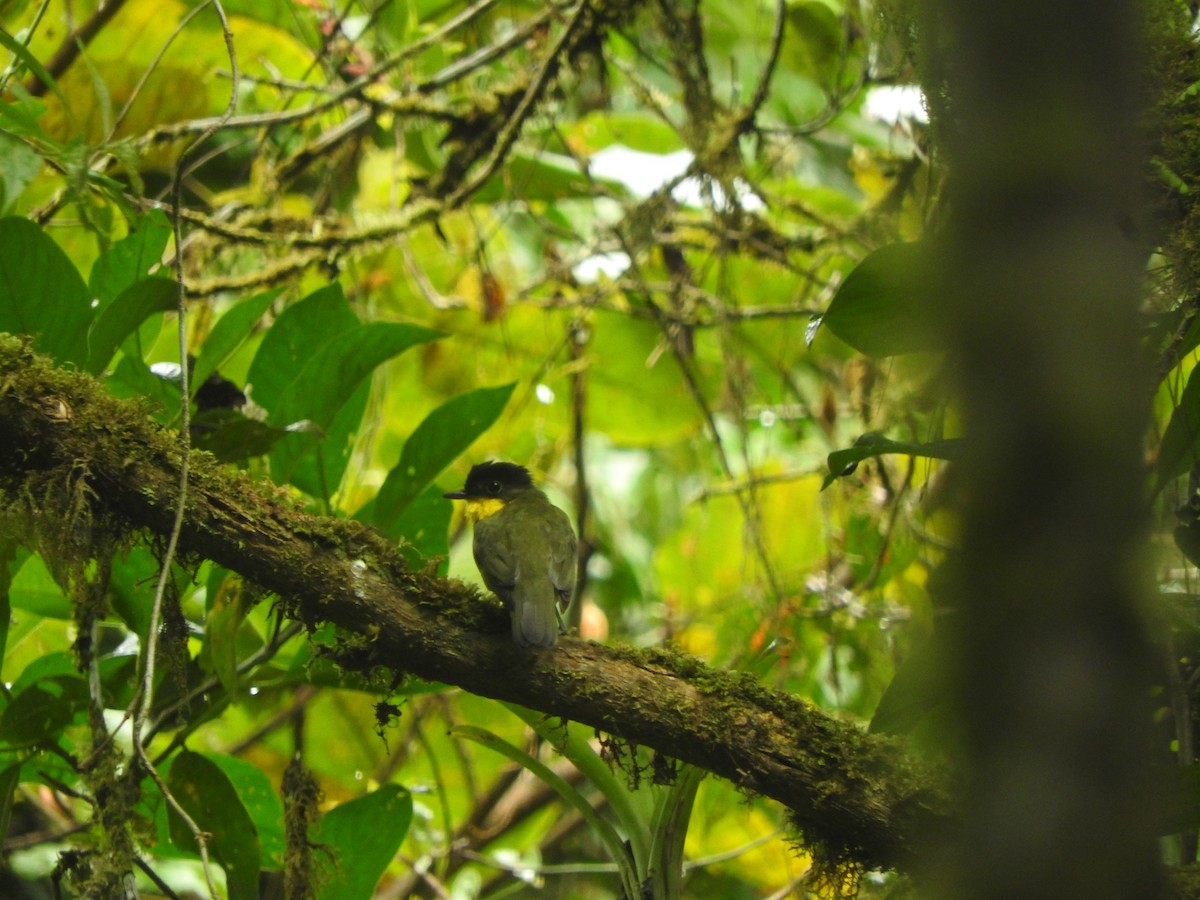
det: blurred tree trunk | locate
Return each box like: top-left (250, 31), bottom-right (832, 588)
top-left (925, 0), bottom-right (1165, 896)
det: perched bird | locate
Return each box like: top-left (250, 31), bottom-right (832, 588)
top-left (444, 461), bottom-right (576, 648)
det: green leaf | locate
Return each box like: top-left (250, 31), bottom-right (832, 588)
top-left (869, 633), bottom-right (946, 735)
top-left (0, 216), bottom-right (93, 367)
top-left (452, 724), bottom-right (640, 898)
top-left (648, 764), bottom-right (704, 899)
top-left (388, 482), bottom-right (453, 569)
top-left (246, 283), bottom-right (360, 414)
top-left (88, 210), bottom-right (173, 306)
top-left (0, 94), bottom-right (49, 140)
top-left (271, 321), bottom-right (442, 430)
top-left (191, 410), bottom-right (291, 463)
top-left (86, 277), bottom-right (176, 373)
top-left (206, 754), bottom-right (286, 869)
top-left (165, 749), bottom-right (262, 900)
top-left (313, 784), bottom-right (412, 900)
top-left (364, 480), bottom-right (454, 568)
top-left (202, 570), bottom-right (252, 698)
top-left (0, 542), bottom-right (17, 668)
top-left (0, 29), bottom-right (68, 110)
top-left (10, 651), bottom-right (76, 688)
top-left (191, 288), bottom-right (279, 394)
top-left (505, 703), bottom-right (650, 873)
top-left (0, 132), bottom-right (42, 213)
top-left (108, 545), bottom-right (159, 636)
top-left (474, 151), bottom-right (629, 203)
top-left (823, 433), bottom-right (963, 488)
top-left (245, 284), bottom-right (438, 495)
top-left (0, 764), bottom-right (21, 848)
top-left (268, 321), bottom-right (441, 488)
top-left (374, 383), bottom-right (515, 530)
top-left (1156, 366), bottom-right (1200, 493)
top-left (8, 551), bottom-right (71, 619)
top-left (0, 675), bottom-right (89, 746)
top-left (809, 242), bottom-right (940, 357)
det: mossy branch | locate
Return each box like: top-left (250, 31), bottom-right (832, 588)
top-left (0, 334), bottom-right (949, 876)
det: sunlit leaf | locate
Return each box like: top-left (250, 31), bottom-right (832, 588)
top-left (8, 551), bottom-right (71, 619)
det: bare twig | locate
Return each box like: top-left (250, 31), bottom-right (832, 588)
top-left (126, 3), bottom-right (241, 896)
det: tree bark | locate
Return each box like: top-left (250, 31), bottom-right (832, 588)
top-left (925, 0), bottom-right (1165, 896)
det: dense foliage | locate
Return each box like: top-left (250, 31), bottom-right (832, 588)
top-left (0, 0), bottom-right (1197, 897)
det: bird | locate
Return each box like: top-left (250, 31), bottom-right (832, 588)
top-left (443, 461), bottom-right (576, 648)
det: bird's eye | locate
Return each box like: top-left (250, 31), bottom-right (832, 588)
top-left (487, 481), bottom-right (502, 494)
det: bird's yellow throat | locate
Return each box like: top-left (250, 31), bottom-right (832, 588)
top-left (465, 498), bottom-right (507, 523)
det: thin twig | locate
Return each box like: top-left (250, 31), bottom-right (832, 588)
top-left (446, 0), bottom-right (594, 208)
top-left (125, 2), bottom-right (240, 897)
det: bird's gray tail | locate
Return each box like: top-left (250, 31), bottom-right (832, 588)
top-left (512, 579), bottom-right (558, 648)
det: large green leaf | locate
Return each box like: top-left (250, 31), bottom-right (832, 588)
top-left (365, 481), bottom-right (453, 570)
top-left (0, 217), bottom-right (93, 367)
top-left (206, 754), bottom-right (286, 869)
top-left (267, 322), bottom-right (441, 489)
top-left (165, 750), bottom-right (262, 900)
top-left (88, 211), bottom-right (173, 306)
top-left (191, 289), bottom-right (279, 394)
top-left (270, 322), bottom-right (442, 432)
top-left (809, 241), bottom-right (940, 357)
top-left (869, 633), bottom-right (946, 735)
top-left (246, 283), bottom-right (360, 414)
top-left (313, 784), bottom-right (412, 900)
top-left (1156, 365), bottom-right (1200, 493)
top-left (374, 383), bottom-right (515, 530)
top-left (247, 284), bottom-right (440, 493)
top-left (8, 551), bottom-right (71, 619)
top-left (86, 277), bottom-right (177, 373)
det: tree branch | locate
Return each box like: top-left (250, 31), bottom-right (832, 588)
top-left (0, 335), bottom-right (948, 876)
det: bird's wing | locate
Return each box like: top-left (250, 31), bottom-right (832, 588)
top-left (473, 513), bottom-right (516, 596)
top-left (545, 504), bottom-right (577, 600)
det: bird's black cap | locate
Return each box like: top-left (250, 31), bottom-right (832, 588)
top-left (443, 461), bottom-right (535, 499)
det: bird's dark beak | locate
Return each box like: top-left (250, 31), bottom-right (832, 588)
top-left (443, 489), bottom-right (466, 500)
